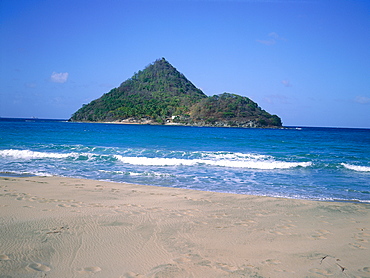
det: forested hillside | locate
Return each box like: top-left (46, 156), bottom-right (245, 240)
top-left (70, 58), bottom-right (282, 128)
top-left (189, 93), bottom-right (282, 127)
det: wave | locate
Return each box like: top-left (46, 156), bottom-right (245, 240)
top-left (0, 149), bottom-right (312, 170)
top-left (114, 155), bottom-right (312, 169)
top-left (98, 169), bottom-right (174, 177)
top-left (341, 163), bottom-right (370, 172)
top-left (0, 149), bottom-right (114, 162)
top-left (0, 170), bottom-right (53, 177)
top-left (0, 149), bottom-right (73, 159)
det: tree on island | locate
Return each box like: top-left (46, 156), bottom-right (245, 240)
top-left (70, 58), bottom-right (282, 128)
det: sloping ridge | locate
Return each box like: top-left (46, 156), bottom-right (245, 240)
top-left (70, 58), bottom-right (282, 128)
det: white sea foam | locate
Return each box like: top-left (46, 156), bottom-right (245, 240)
top-left (341, 163), bottom-right (370, 172)
top-left (114, 155), bottom-right (312, 169)
top-left (98, 169), bottom-right (125, 174)
top-left (0, 149), bottom-right (110, 161)
top-left (114, 156), bottom-right (199, 166)
top-left (0, 170), bottom-right (53, 177)
top-left (127, 172), bottom-right (143, 176)
top-left (200, 152), bottom-right (268, 160)
top-left (0, 149), bottom-right (73, 159)
top-left (211, 160), bottom-right (312, 169)
top-left (28, 171), bottom-right (54, 177)
top-left (0, 149), bottom-right (312, 170)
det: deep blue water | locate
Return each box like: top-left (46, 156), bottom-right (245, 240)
top-left (0, 118), bottom-right (369, 202)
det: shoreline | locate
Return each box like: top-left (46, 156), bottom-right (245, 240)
top-left (1, 172), bottom-right (368, 204)
top-left (1, 175), bottom-right (370, 277)
top-left (69, 119), bottom-right (284, 129)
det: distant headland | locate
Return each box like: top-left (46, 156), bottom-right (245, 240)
top-left (70, 58), bottom-right (282, 128)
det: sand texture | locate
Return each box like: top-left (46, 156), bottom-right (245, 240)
top-left (1, 176), bottom-right (370, 277)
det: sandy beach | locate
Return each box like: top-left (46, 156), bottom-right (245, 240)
top-left (1, 176), bottom-right (369, 277)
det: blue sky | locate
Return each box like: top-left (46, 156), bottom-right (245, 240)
top-left (1, 0), bottom-right (369, 128)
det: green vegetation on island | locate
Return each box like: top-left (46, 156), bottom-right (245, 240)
top-left (70, 58), bottom-right (282, 128)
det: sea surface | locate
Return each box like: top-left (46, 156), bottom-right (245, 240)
top-left (1, 118), bottom-right (369, 202)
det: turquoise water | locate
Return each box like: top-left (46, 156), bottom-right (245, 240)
top-left (0, 118), bottom-right (369, 202)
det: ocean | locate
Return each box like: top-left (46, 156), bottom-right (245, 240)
top-left (0, 118), bottom-right (369, 202)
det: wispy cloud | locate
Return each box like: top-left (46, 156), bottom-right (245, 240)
top-left (257, 32), bottom-right (285, 46)
top-left (354, 96), bottom-right (370, 104)
top-left (263, 94), bottom-right (290, 104)
top-left (281, 79), bottom-right (292, 87)
top-left (176, 0), bottom-right (317, 3)
top-left (25, 82), bottom-right (37, 88)
top-left (256, 39), bottom-right (276, 45)
top-left (50, 72), bottom-right (69, 83)
top-left (268, 32), bottom-right (281, 39)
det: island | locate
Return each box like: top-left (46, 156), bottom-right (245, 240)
top-left (70, 58), bottom-right (282, 128)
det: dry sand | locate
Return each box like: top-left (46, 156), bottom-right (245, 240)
top-left (0, 176), bottom-right (369, 278)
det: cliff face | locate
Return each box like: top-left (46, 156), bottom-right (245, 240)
top-left (70, 58), bottom-right (282, 128)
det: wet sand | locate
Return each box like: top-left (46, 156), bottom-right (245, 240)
top-left (1, 176), bottom-right (369, 277)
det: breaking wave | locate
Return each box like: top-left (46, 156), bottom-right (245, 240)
top-left (0, 149), bottom-right (73, 159)
top-left (0, 149), bottom-right (112, 161)
top-left (341, 163), bottom-right (370, 172)
top-left (113, 154), bottom-right (312, 169)
top-left (0, 149), bottom-right (311, 170)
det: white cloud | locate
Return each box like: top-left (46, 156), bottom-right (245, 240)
top-left (256, 39), bottom-right (276, 45)
top-left (268, 32), bottom-right (279, 39)
top-left (25, 82), bottom-right (37, 88)
top-left (257, 32), bottom-right (285, 45)
top-left (354, 96), bottom-right (370, 104)
top-left (263, 94), bottom-right (290, 104)
top-left (281, 79), bottom-right (292, 87)
top-left (51, 72), bottom-right (69, 83)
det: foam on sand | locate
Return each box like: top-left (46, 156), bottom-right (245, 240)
top-left (1, 176), bottom-right (369, 277)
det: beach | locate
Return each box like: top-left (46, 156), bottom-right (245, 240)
top-left (1, 176), bottom-right (369, 277)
